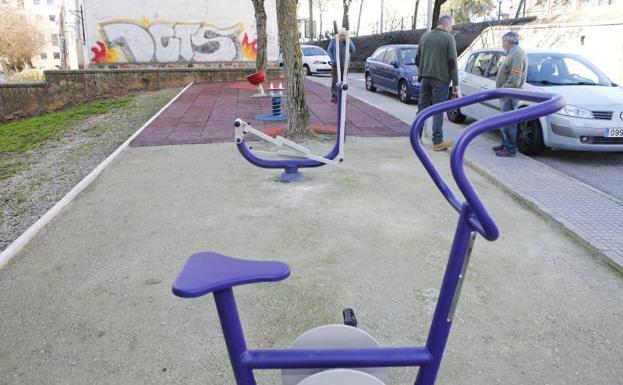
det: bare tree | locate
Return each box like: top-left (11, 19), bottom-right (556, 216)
top-left (276, 0), bottom-right (313, 137)
top-left (251, 0), bottom-right (268, 72)
top-left (0, 5), bottom-right (40, 73)
top-left (412, 0), bottom-right (420, 29)
top-left (432, 0), bottom-right (449, 28)
top-left (308, 0), bottom-right (314, 41)
top-left (443, 0), bottom-right (494, 23)
top-left (342, 0), bottom-right (353, 29)
top-left (313, 0), bottom-right (332, 39)
top-left (356, 0), bottom-right (364, 36)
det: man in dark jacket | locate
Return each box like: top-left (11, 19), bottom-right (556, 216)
top-left (415, 15), bottom-right (458, 151)
top-left (327, 29), bottom-right (356, 102)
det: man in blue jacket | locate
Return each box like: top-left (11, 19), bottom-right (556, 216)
top-left (327, 29), bottom-right (356, 102)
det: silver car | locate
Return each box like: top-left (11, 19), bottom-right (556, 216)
top-left (449, 48), bottom-right (623, 154)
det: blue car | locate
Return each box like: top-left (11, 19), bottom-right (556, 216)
top-left (365, 44), bottom-right (420, 104)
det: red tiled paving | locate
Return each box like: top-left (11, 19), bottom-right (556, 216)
top-left (130, 80), bottom-right (411, 147)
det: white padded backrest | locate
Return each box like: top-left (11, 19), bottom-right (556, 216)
top-left (297, 369), bottom-right (386, 385)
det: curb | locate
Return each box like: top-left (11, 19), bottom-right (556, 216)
top-left (0, 83), bottom-right (194, 271)
top-left (464, 157), bottom-right (623, 275)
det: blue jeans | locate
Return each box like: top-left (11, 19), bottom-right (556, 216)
top-left (500, 98), bottom-right (519, 153)
top-left (418, 77), bottom-right (450, 145)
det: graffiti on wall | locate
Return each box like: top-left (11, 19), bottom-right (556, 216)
top-left (91, 18), bottom-right (257, 63)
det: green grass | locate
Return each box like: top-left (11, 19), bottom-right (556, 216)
top-left (0, 97), bottom-right (134, 155)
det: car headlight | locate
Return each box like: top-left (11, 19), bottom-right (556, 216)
top-left (411, 75), bottom-right (418, 83)
top-left (313, 61), bottom-right (324, 64)
top-left (556, 104), bottom-right (594, 119)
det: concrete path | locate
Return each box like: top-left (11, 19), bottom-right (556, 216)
top-left (308, 74), bottom-right (623, 273)
top-left (1, 137), bottom-right (622, 385)
top-left (130, 79), bottom-right (409, 147)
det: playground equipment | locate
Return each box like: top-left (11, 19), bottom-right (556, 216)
top-left (254, 82), bottom-right (288, 122)
top-left (173, 90), bottom-right (564, 383)
top-left (233, 32), bottom-right (351, 183)
top-left (247, 71), bottom-right (268, 98)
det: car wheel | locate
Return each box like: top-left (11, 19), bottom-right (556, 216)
top-left (517, 119), bottom-right (545, 155)
top-left (399, 80), bottom-right (411, 104)
top-left (447, 108), bottom-right (466, 123)
top-left (365, 72), bottom-right (377, 92)
top-left (304, 64), bottom-right (311, 76)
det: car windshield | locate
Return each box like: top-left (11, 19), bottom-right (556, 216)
top-left (302, 46), bottom-right (327, 56)
top-left (527, 53), bottom-right (612, 86)
top-left (400, 48), bottom-right (417, 65)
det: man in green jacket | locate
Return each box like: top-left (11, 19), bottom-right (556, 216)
top-left (493, 31), bottom-right (528, 157)
top-left (415, 15), bottom-right (458, 151)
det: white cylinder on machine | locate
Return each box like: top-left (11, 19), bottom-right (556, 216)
top-left (296, 369), bottom-right (386, 385)
top-left (281, 324), bottom-right (388, 385)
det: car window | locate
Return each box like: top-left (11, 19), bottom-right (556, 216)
top-left (400, 48), bottom-right (417, 65)
top-left (487, 53), bottom-right (505, 79)
top-left (384, 48), bottom-right (398, 64)
top-left (464, 54), bottom-right (478, 73)
top-left (469, 52), bottom-right (493, 77)
top-left (301, 46), bottom-right (327, 56)
top-left (562, 57), bottom-right (600, 84)
top-left (371, 48), bottom-right (386, 62)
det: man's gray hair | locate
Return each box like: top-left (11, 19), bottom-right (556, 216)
top-left (438, 15), bottom-right (453, 27)
top-left (502, 31), bottom-right (520, 45)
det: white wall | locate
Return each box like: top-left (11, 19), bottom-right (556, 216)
top-left (82, 0), bottom-right (279, 65)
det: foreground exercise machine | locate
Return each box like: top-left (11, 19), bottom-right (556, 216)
top-left (233, 31), bottom-right (351, 183)
top-left (173, 89), bottom-right (565, 385)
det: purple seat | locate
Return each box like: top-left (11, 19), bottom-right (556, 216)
top-left (172, 252), bottom-right (290, 298)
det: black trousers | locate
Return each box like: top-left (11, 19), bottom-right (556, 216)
top-left (331, 65), bottom-right (345, 98)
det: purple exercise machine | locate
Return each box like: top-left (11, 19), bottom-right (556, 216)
top-left (233, 32), bottom-right (351, 183)
top-left (173, 88), bottom-right (565, 385)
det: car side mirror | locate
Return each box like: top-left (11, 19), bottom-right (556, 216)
top-left (390, 60), bottom-right (399, 68)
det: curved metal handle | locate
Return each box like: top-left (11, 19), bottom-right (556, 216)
top-left (410, 88), bottom-right (565, 240)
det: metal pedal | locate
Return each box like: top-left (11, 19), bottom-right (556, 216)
top-left (343, 308), bottom-right (357, 327)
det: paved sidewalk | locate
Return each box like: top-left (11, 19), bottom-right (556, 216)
top-left (130, 80), bottom-right (409, 147)
top-left (308, 75), bottom-right (623, 273)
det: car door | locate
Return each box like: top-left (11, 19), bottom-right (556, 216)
top-left (379, 47), bottom-right (399, 91)
top-left (480, 51), bottom-right (505, 116)
top-left (368, 47), bottom-right (386, 85)
top-left (460, 51), bottom-right (494, 119)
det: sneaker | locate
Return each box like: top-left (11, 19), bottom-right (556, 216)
top-left (492, 144), bottom-right (505, 152)
top-left (495, 149), bottom-right (516, 157)
top-left (432, 140), bottom-right (452, 151)
top-left (331, 96), bottom-right (337, 103)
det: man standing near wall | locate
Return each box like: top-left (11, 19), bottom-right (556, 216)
top-left (493, 31), bottom-right (528, 157)
top-left (415, 15), bottom-right (458, 151)
top-left (327, 29), bottom-right (356, 103)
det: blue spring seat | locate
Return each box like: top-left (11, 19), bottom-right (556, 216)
top-left (172, 252), bottom-right (291, 298)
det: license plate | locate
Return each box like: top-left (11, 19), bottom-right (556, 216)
top-left (604, 128), bottom-right (623, 137)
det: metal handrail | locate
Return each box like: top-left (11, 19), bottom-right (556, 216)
top-left (410, 88), bottom-right (565, 240)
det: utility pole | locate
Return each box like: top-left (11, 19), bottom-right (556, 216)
top-left (498, 0), bottom-right (502, 21)
top-left (308, 0), bottom-right (314, 41)
top-left (59, 0), bottom-right (69, 69)
top-left (380, 0), bottom-right (384, 34)
top-left (426, 0), bottom-right (433, 31)
top-left (356, 0), bottom-right (364, 37)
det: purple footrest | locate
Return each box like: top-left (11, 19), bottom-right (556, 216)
top-left (172, 252), bottom-right (291, 298)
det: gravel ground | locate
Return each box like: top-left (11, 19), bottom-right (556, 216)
top-left (0, 88), bottom-right (181, 251)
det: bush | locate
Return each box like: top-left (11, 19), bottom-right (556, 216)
top-left (7, 68), bottom-right (44, 81)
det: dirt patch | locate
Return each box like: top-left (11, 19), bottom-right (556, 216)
top-left (0, 88), bottom-right (181, 251)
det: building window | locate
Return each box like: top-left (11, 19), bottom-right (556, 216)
top-left (47, 0), bottom-right (54, 5)
top-left (53, 52), bottom-right (60, 59)
top-left (51, 33), bottom-right (59, 46)
top-left (49, 15), bottom-right (55, 22)
top-left (40, 52), bottom-right (48, 60)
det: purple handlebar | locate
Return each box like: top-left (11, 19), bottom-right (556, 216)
top-left (410, 89), bottom-right (565, 241)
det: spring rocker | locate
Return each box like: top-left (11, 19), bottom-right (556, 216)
top-left (233, 31), bottom-right (351, 183)
top-left (173, 88), bottom-right (565, 385)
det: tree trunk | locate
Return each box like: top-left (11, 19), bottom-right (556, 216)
top-left (356, 0), bottom-right (364, 36)
top-left (276, 0), bottom-right (312, 137)
top-left (251, 0), bottom-right (268, 72)
top-left (432, 0), bottom-right (446, 29)
top-left (515, 0), bottom-right (524, 18)
top-left (342, 1), bottom-right (350, 29)
top-left (413, 0), bottom-right (419, 29)
top-left (308, 0), bottom-right (314, 41)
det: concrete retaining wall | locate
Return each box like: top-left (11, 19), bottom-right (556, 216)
top-left (0, 67), bottom-right (284, 123)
